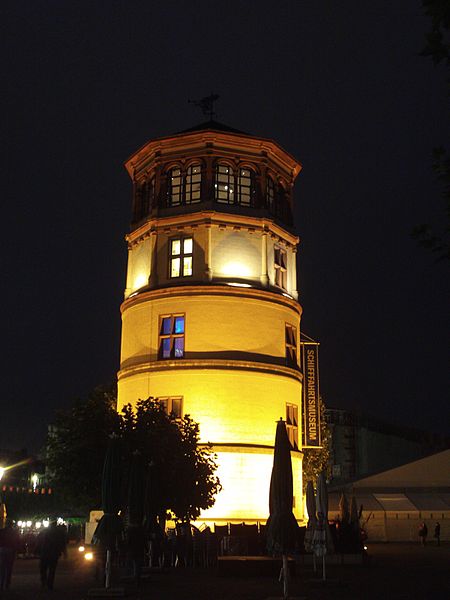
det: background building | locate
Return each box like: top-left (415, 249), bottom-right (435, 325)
top-left (117, 121), bottom-right (304, 524)
top-left (328, 450), bottom-right (450, 542)
top-left (326, 407), bottom-right (449, 483)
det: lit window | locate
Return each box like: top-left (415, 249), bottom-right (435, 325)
top-left (274, 247), bottom-right (287, 289)
top-left (215, 163), bottom-right (234, 204)
top-left (157, 396), bottom-right (183, 419)
top-left (185, 164), bottom-right (201, 203)
top-left (168, 167), bottom-right (182, 206)
top-left (286, 403), bottom-right (299, 450)
top-left (285, 324), bottom-right (297, 368)
top-left (170, 237), bottom-right (193, 278)
top-left (237, 168), bottom-right (254, 206)
top-left (159, 315), bottom-right (185, 359)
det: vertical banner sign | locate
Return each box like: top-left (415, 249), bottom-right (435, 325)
top-left (301, 341), bottom-right (321, 448)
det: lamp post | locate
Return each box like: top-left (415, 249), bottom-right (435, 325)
top-left (0, 466), bottom-right (6, 528)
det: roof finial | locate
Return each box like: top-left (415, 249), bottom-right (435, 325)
top-left (188, 93), bottom-right (219, 121)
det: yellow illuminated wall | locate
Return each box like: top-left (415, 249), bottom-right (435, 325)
top-left (118, 286), bottom-right (303, 522)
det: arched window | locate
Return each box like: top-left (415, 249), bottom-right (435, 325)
top-left (185, 164), bottom-right (201, 204)
top-left (266, 176), bottom-right (275, 211)
top-left (167, 167), bottom-right (182, 206)
top-left (237, 168), bottom-right (254, 206)
top-left (215, 163), bottom-right (234, 204)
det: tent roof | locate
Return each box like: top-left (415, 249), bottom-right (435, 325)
top-left (350, 449), bottom-right (450, 489)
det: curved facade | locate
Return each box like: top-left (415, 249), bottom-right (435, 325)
top-left (117, 122), bottom-right (304, 522)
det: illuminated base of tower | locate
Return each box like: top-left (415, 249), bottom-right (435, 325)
top-left (198, 445), bottom-right (303, 524)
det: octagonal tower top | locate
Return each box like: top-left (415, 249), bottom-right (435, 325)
top-left (125, 121), bottom-right (302, 232)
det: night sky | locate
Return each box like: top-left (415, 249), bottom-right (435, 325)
top-left (1, 1), bottom-right (449, 452)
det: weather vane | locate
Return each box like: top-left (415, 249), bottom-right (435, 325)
top-left (188, 93), bottom-right (219, 120)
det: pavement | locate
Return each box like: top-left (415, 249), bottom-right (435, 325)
top-left (1, 542), bottom-right (448, 600)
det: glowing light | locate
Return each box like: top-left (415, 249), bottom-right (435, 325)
top-left (43, 519), bottom-right (50, 528)
top-left (364, 545), bottom-right (368, 551)
top-left (31, 473), bottom-right (38, 491)
top-left (57, 517), bottom-right (65, 526)
top-left (222, 261), bottom-right (252, 278)
top-left (35, 522), bottom-right (41, 529)
top-left (26, 521), bottom-right (32, 527)
top-left (227, 282), bottom-right (252, 288)
top-left (133, 273), bottom-right (148, 290)
top-left (17, 521), bottom-right (23, 527)
top-left (84, 552), bottom-right (94, 561)
top-left (0, 467), bottom-right (4, 481)
top-left (78, 545), bottom-right (85, 553)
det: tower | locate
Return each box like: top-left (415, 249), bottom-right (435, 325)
top-left (117, 121), bottom-right (303, 523)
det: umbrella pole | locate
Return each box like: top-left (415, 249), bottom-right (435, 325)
top-left (322, 555), bottom-right (326, 581)
top-left (282, 554), bottom-right (289, 599)
top-left (105, 549), bottom-right (112, 589)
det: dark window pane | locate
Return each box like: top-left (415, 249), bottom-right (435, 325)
top-left (161, 317), bottom-right (172, 335)
top-left (171, 398), bottom-right (182, 418)
top-left (161, 338), bottom-right (171, 358)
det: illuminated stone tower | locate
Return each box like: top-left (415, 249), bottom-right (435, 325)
top-left (117, 122), bottom-right (303, 523)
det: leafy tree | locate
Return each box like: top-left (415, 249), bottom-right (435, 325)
top-left (46, 390), bottom-right (220, 521)
top-left (46, 384), bottom-right (120, 513)
top-left (413, 1), bottom-right (450, 261)
top-left (120, 398), bottom-right (221, 523)
top-left (302, 397), bottom-right (331, 492)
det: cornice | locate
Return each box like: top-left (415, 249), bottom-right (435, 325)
top-left (126, 211), bottom-right (300, 248)
top-left (125, 130), bottom-right (301, 181)
top-left (200, 443), bottom-right (303, 456)
top-left (117, 357), bottom-right (303, 384)
top-left (121, 284), bottom-right (303, 316)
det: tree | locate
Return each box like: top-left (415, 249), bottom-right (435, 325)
top-left (46, 384), bottom-right (120, 513)
top-left (413, 1), bottom-right (450, 261)
top-left (46, 390), bottom-right (220, 521)
top-left (120, 398), bottom-right (221, 523)
top-left (302, 397), bottom-right (331, 492)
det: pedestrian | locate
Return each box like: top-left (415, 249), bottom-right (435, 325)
top-left (36, 521), bottom-right (67, 590)
top-left (434, 522), bottom-right (440, 546)
top-left (0, 521), bottom-right (20, 591)
top-left (418, 522), bottom-right (428, 546)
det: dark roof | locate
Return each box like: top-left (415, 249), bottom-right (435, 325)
top-left (176, 120), bottom-right (249, 136)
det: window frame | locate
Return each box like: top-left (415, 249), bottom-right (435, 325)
top-left (167, 166), bottom-right (182, 207)
top-left (157, 396), bottom-right (183, 419)
top-left (214, 162), bottom-right (234, 204)
top-left (286, 402), bottom-right (299, 450)
top-left (158, 314), bottom-right (185, 359)
top-left (169, 236), bottom-right (193, 279)
top-left (274, 246), bottom-right (288, 289)
top-left (184, 163), bottom-right (202, 204)
top-left (237, 167), bottom-right (255, 206)
top-left (167, 163), bottom-right (202, 207)
top-left (285, 323), bottom-right (298, 368)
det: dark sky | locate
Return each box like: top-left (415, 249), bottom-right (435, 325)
top-left (1, 1), bottom-right (449, 451)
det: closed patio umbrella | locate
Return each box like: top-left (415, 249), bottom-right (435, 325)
top-left (304, 481), bottom-right (316, 551)
top-left (304, 480), bottom-right (317, 571)
top-left (93, 434), bottom-right (123, 589)
top-left (266, 419), bottom-right (299, 599)
top-left (339, 491), bottom-right (350, 526)
top-left (313, 471), bottom-right (332, 580)
top-left (128, 451), bottom-right (145, 526)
